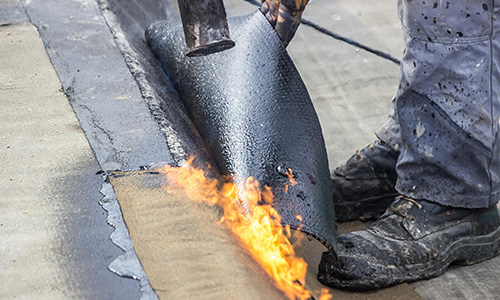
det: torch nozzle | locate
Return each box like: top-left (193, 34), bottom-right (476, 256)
top-left (177, 0), bottom-right (235, 57)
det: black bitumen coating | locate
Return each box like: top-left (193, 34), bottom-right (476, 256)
top-left (49, 157), bottom-right (141, 299)
top-left (23, 0), bottom-right (173, 172)
top-left (146, 11), bottom-right (337, 252)
top-left (0, 0), bottom-right (28, 23)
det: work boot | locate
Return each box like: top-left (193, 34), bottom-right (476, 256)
top-left (318, 196), bottom-right (500, 290)
top-left (332, 140), bottom-right (400, 222)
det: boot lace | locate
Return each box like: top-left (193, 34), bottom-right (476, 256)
top-left (389, 195), bottom-right (423, 221)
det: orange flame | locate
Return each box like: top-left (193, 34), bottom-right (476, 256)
top-left (286, 168), bottom-right (298, 186)
top-left (284, 168), bottom-right (297, 193)
top-left (318, 288), bottom-right (333, 300)
top-left (160, 158), bottom-right (331, 300)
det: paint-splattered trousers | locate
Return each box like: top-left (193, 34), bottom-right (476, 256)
top-left (377, 0), bottom-right (500, 208)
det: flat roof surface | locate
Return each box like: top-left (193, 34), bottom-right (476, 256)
top-left (2, 0), bottom-right (499, 299)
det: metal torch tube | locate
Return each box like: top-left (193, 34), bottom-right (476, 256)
top-left (177, 0), bottom-right (235, 56)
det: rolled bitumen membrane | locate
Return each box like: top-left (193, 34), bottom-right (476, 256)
top-left (146, 10), bottom-right (337, 252)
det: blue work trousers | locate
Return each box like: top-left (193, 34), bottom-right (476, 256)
top-left (378, 0), bottom-right (500, 208)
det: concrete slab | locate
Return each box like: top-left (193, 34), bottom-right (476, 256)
top-left (411, 231), bottom-right (500, 299)
top-left (0, 22), bottom-right (140, 299)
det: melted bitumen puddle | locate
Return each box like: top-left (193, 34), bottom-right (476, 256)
top-left (100, 180), bottom-right (159, 300)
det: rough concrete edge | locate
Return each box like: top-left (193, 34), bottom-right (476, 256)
top-left (95, 0), bottom-right (188, 166)
top-left (86, 4), bottom-right (190, 294)
top-left (100, 176), bottom-right (159, 300)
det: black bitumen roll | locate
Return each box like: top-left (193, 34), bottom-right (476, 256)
top-left (146, 10), bottom-right (337, 252)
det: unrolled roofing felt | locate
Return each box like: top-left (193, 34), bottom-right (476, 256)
top-left (146, 11), bottom-right (337, 252)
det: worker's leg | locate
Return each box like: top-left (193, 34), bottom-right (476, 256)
top-left (320, 0), bottom-right (500, 289)
top-left (393, 0), bottom-right (500, 207)
top-left (332, 104), bottom-right (403, 222)
top-left (331, 139), bottom-right (399, 221)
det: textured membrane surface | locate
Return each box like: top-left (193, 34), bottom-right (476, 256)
top-left (146, 11), bottom-right (337, 251)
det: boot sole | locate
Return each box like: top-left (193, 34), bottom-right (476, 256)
top-left (321, 225), bottom-right (500, 290)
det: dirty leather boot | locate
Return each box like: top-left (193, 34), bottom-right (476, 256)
top-left (317, 196), bottom-right (500, 290)
top-left (332, 140), bottom-right (400, 222)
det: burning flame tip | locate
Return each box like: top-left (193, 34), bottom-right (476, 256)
top-left (318, 288), bottom-right (333, 300)
top-left (285, 225), bottom-right (292, 239)
top-left (286, 168), bottom-right (298, 187)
